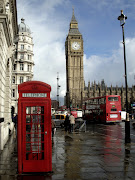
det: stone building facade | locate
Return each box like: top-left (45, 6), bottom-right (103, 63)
top-left (65, 11), bottom-right (135, 110)
top-left (11, 18), bottom-right (34, 114)
top-left (0, 0), bottom-right (18, 150)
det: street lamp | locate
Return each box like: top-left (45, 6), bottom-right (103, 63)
top-left (57, 72), bottom-right (61, 109)
top-left (118, 10), bottom-right (130, 143)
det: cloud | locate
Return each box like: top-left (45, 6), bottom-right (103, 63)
top-left (84, 37), bottom-right (135, 87)
top-left (33, 41), bottom-right (66, 99)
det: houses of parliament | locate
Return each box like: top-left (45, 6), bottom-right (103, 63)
top-left (65, 10), bottom-right (135, 111)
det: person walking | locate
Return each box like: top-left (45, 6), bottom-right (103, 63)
top-left (13, 114), bottom-right (18, 136)
top-left (13, 114), bottom-right (18, 129)
top-left (69, 113), bottom-right (75, 132)
top-left (64, 113), bottom-right (70, 132)
top-left (51, 119), bottom-right (56, 137)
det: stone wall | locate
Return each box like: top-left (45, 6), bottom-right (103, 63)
top-left (0, 0), bottom-right (18, 150)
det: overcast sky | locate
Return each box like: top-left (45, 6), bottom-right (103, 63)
top-left (17, 0), bottom-right (135, 105)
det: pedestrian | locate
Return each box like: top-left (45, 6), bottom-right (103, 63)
top-left (69, 113), bottom-right (75, 132)
top-left (64, 113), bottom-right (70, 132)
top-left (51, 119), bottom-right (56, 137)
top-left (13, 114), bottom-right (18, 129)
top-left (13, 114), bottom-right (18, 136)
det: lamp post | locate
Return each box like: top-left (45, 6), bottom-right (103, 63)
top-left (118, 10), bottom-right (130, 143)
top-left (57, 72), bottom-right (61, 109)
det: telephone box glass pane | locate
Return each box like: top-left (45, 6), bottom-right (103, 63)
top-left (26, 107), bottom-right (31, 114)
top-left (26, 115), bottom-right (31, 123)
top-left (26, 106), bottom-right (44, 160)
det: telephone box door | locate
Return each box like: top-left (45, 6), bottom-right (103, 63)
top-left (22, 102), bottom-right (50, 172)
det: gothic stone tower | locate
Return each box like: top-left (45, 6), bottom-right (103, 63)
top-left (65, 10), bottom-right (84, 108)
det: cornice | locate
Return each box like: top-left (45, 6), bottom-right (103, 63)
top-left (0, 14), bottom-right (11, 46)
top-left (0, 0), bottom-right (18, 46)
top-left (10, 0), bottom-right (18, 36)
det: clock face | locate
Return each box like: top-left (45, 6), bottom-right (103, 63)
top-left (71, 41), bottom-right (81, 50)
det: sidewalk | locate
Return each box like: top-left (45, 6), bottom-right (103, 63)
top-left (0, 126), bottom-right (135, 179)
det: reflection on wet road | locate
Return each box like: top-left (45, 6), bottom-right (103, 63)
top-left (51, 121), bottom-right (135, 179)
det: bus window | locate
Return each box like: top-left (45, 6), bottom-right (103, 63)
top-left (108, 97), bottom-right (118, 101)
top-left (111, 108), bottom-right (117, 111)
top-left (100, 98), bottom-right (104, 104)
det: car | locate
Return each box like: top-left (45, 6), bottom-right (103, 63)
top-left (52, 114), bottom-right (66, 128)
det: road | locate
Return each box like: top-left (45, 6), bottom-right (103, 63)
top-left (86, 119), bottom-right (135, 143)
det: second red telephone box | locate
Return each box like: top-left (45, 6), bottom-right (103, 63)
top-left (18, 81), bottom-right (52, 174)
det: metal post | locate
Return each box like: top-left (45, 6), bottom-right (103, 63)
top-left (122, 25), bottom-right (128, 113)
top-left (57, 72), bottom-right (60, 109)
top-left (118, 10), bottom-right (130, 143)
top-left (122, 22), bottom-right (130, 143)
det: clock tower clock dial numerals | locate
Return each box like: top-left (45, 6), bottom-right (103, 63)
top-left (71, 41), bottom-right (81, 50)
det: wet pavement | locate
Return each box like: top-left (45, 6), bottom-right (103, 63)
top-left (0, 122), bottom-right (135, 179)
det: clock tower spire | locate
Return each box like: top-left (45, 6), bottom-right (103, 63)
top-left (65, 9), bottom-right (84, 108)
top-left (69, 8), bottom-right (81, 35)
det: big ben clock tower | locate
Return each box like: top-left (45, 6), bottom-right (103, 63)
top-left (65, 9), bottom-right (84, 108)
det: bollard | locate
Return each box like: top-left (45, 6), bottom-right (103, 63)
top-left (125, 112), bottom-right (131, 143)
top-left (126, 113), bottom-right (129, 121)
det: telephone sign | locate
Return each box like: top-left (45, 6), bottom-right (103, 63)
top-left (22, 93), bottom-right (47, 97)
top-left (18, 81), bottom-right (52, 174)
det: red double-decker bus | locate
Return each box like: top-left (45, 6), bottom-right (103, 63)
top-left (83, 95), bottom-right (122, 123)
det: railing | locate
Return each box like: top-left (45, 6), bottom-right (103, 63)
top-left (74, 119), bottom-right (86, 132)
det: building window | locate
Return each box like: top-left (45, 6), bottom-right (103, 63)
top-left (13, 64), bottom-right (16, 70)
top-left (21, 44), bottom-right (24, 50)
top-left (26, 76), bottom-right (31, 81)
top-left (28, 45), bottom-right (30, 50)
top-left (28, 55), bottom-right (31, 60)
top-left (12, 89), bottom-right (15, 98)
top-left (27, 64), bottom-right (31, 71)
top-left (12, 76), bottom-right (15, 84)
top-left (20, 63), bottom-right (24, 71)
top-left (20, 76), bottom-right (24, 83)
top-left (20, 54), bottom-right (24, 59)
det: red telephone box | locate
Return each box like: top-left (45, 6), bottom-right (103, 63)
top-left (18, 81), bottom-right (52, 174)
